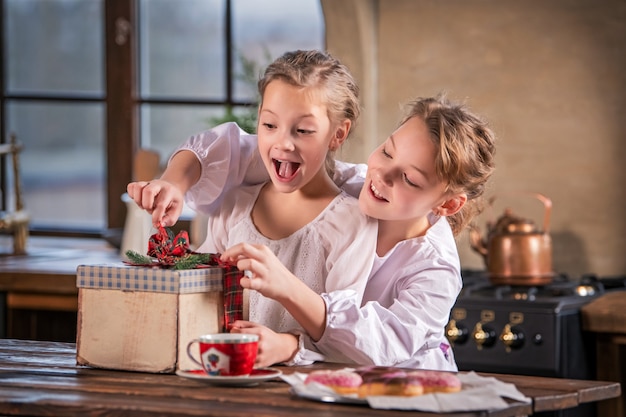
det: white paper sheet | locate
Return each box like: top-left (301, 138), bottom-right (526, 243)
top-left (281, 370), bottom-right (531, 412)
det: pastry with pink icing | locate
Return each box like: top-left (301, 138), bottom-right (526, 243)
top-left (304, 370), bottom-right (363, 395)
top-left (407, 369), bottom-right (462, 393)
top-left (357, 371), bottom-right (424, 397)
top-left (355, 366), bottom-right (461, 396)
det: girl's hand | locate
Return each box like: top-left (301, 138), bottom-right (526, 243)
top-left (127, 179), bottom-right (184, 227)
top-left (221, 242), bottom-right (297, 301)
top-left (229, 321), bottom-right (298, 367)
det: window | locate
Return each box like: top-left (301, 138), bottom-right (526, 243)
top-left (1, 0), bottom-right (324, 237)
top-left (3, 0), bottom-right (105, 233)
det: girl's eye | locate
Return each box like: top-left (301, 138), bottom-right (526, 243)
top-left (262, 122), bottom-right (276, 130)
top-left (296, 128), bottom-right (315, 135)
top-left (382, 147), bottom-right (392, 158)
top-left (403, 174), bottom-right (419, 188)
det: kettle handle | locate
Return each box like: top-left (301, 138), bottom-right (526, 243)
top-left (487, 192), bottom-right (552, 233)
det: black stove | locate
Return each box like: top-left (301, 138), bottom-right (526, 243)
top-left (447, 271), bottom-right (626, 417)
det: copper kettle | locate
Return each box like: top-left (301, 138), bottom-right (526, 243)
top-left (469, 193), bottom-right (554, 286)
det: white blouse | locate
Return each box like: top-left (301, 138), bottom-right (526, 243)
top-left (314, 213), bottom-right (461, 371)
top-left (196, 182), bottom-right (377, 340)
top-left (178, 122), bottom-right (461, 371)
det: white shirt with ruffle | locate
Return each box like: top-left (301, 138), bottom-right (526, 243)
top-left (196, 182), bottom-right (377, 340)
top-left (178, 122), bottom-right (461, 370)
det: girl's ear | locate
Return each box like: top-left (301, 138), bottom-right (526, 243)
top-left (438, 194), bottom-right (467, 217)
top-left (329, 119), bottom-right (351, 151)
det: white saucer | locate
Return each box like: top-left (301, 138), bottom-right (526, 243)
top-left (176, 368), bottom-right (282, 386)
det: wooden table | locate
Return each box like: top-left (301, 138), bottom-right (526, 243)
top-left (0, 339), bottom-right (620, 417)
top-left (0, 236), bottom-right (120, 298)
top-left (0, 237), bottom-right (120, 340)
top-left (581, 291), bottom-right (626, 417)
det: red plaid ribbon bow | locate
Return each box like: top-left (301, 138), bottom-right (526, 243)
top-left (146, 225), bottom-right (194, 264)
top-left (137, 225), bottom-right (244, 331)
top-left (219, 262), bottom-right (244, 332)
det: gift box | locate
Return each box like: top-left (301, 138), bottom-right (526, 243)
top-left (76, 263), bottom-right (236, 373)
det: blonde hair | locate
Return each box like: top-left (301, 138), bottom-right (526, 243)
top-left (401, 94), bottom-right (496, 235)
top-left (257, 50), bottom-right (360, 174)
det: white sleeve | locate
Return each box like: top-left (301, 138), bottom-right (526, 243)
top-left (313, 260), bottom-right (461, 368)
top-left (195, 185), bottom-right (259, 254)
top-left (282, 332), bottom-right (327, 366)
top-left (320, 194), bottom-right (377, 302)
top-left (332, 160), bottom-right (367, 199)
top-left (170, 122), bottom-right (268, 214)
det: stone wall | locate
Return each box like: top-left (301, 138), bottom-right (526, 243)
top-left (322, 0), bottom-right (626, 277)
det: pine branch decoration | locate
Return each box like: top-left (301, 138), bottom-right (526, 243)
top-left (125, 250), bottom-right (155, 266)
top-left (171, 253), bottom-right (215, 270)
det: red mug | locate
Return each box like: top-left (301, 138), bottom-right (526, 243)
top-left (186, 333), bottom-right (259, 376)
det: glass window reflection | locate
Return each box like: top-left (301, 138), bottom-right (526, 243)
top-left (5, 0), bottom-right (103, 95)
top-left (232, 0), bottom-right (324, 101)
top-left (138, 0), bottom-right (225, 99)
top-left (6, 101), bottom-right (105, 229)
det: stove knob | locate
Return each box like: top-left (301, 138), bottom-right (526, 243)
top-left (445, 319), bottom-right (469, 345)
top-left (472, 322), bottom-right (496, 349)
top-left (500, 324), bottom-right (525, 351)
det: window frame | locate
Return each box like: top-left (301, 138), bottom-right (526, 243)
top-left (1, 0), bottom-right (260, 238)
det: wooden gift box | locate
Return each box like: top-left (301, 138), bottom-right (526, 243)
top-left (76, 264), bottom-right (224, 373)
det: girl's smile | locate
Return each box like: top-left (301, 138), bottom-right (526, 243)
top-left (368, 182), bottom-right (389, 202)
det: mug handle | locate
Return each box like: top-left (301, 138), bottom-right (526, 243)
top-left (186, 339), bottom-right (204, 370)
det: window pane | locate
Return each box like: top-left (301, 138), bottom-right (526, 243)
top-left (232, 0), bottom-right (325, 101)
top-left (5, 0), bottom-right (104, 94)
top-left (138, 0), bottom-right (225, 99)
top-left (6, 102), bottom-right (105, 230)
top-left (140, 104), bottom-right (246, 160)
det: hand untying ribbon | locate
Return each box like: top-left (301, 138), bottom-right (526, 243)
top-left (125, 225), bottom-right (244, 331)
